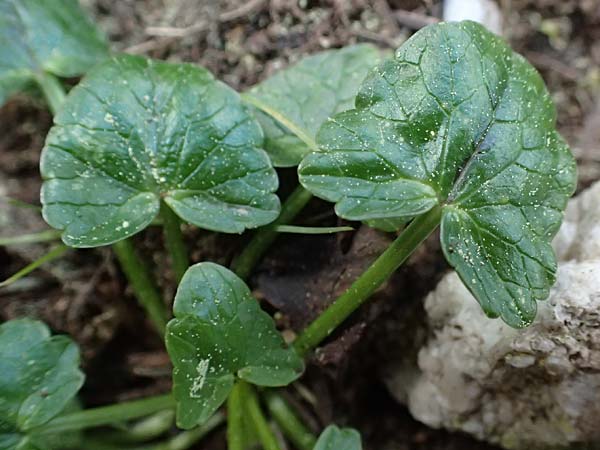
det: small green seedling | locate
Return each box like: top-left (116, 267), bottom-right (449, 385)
top-left (313, 425), bottom-right (362, 450)
top-left (0, 0), bottom-right (108, 112)
top-left (40, 54), bottom-right (280, 247)
top-left (295, 20), bottom-right (576, 353)
top-left (0, 319), bottom-right (84, 450)
top-left (166, 262), bottom-right (304, 429)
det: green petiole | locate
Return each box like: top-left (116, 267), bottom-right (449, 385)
top-left (112, 238), bottom-right (168, 336)
top-left (82, 413), bottom-right (224, 450)
top-left (0, 244), bottom-right (68, 287)
top-left (34, 71), bottom-right (67, 115)
top-left (243, 382), bottom-right (282, 450)
top-left (232, 184), bottom-right (313, 280)
top-left (91, 410), bottom-right (175, 444)
top-left (39, 394), bottom-right (175, 435)
top-left (274, 225), bottom-right (354, 234)
top-left (264, 391), bottom-right (317, 450)
top-left (226, 382), bottom-right (245, 450)
top-left (0, 229), bottom-right (61, 246)
top-left (159, 201), bottom-right (189, 283)
top-left (293, 205), bottom-right (443, 356)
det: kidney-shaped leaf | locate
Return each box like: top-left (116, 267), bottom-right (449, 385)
top-left (314, 425), bottom-right (362, 450)
top-left (165, 262), bottom-right (304, 429)
top-left (0, 0), bottom-right (108, 105)
top-left (248, 45), bottom-right (381, 167)
top-left (299, 21), bottom-right (577, 327)
top-left (0, 319), bottom-right (84, 446)
top-left (40, 55), bottom-right (280, 247)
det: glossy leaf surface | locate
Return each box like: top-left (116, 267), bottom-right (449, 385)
top-left (0, 0), bottom-right (108, 105)
top-left (40, 55), bottom-right (280, 247)
top-left (299, 21), bottom-right (576, 327)
top-left (248, 45), bottom-right (381, 167)
top-left (165, 263), bottom-right (303, 429)
top-left (314, 425), bottom-right (362, 450)
top-left (0, 319), bottom-right (84, 449)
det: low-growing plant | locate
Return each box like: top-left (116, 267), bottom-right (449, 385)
top-left (0, 2), bottom-right (577, 449)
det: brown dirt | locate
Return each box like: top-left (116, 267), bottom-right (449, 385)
top-left (1, 1), bottom-right (599, 449)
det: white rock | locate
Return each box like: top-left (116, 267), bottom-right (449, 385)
top-left (385, 181), bottom-right (600, 449)
top-left (553, 180), bottom-right (600, 262)
top-left (443, 0), bottom-right (503, 35)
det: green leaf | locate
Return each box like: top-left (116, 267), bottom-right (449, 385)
top-left (165, 262), bottom-right (304, 429)
top-left (248, 45), bottom-right (381, 167)
top-left (314, 425), bottom-right (362, 450)
top-left (299, 21), bottom-right (577, 327)
top-left (40, 55), bottom-right (280, 247)
top-left (0, 0), bottom-right (109, 105)
top-left (0, 319), bottom-right (84, 449)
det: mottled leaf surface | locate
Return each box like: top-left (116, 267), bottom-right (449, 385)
top-left (0, 0), bottom-right (108, 105)
top-left (314, 425), bottom-right (362, 450)
top-left (165, 263), bottom-right (304, 429)
top-left (248, 45), bottom-right (381, 167)
top-left (299, 21), bottom-right (576, 327)
top-left (40, 55), bottom-right (280, 247)
top-left (0, 319), bottom-right (84, 449)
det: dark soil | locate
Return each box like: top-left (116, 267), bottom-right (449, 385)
top-left (1, 1), bottom-right (599, 449)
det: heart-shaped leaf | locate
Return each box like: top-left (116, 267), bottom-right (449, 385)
top-left (165, 262), bottom-right (304, 429)
top-left (0, 319), bottom-right (84, 449)
top-left (299, 21), bottom-right (577, 327)
top-left (314, 425), bottom-right (362, 450)
top-left (248, 45), bottom-right (381, 167)
top-left (40, 55), bottom-right (280, 247)
top-left (0, 0), bottom-right (108, 105)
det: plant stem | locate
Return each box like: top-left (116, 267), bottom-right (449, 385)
top-left (232, 185), bottom-right (313, 280)
top-left (159, 201), bottom-right (188, 282)
top-left (40, 394), bottom-right (175, 434)
top-left (112, 238), bottom-right (168, 336)
top-left (92, 410), bottom-right (175, 444)
top-left (34, 71), bottom-right (67, 115)
top-left (264, 391), bottom-right (316, 450)
top-left (227, 382), bottom-right (245, 450)
top-left (146, 412), bottom-right (224, 450)
top-left (0, 244), bottom-right (68, 287)
top-left (0, 229), bottom-right (62, 246)
top-left (82, 413), bottom-right (224, 450)
top-left (293, 205), bottom-right (443, 356)
top-left (243, 383), bottom-right (282, 450)
top-left (274, 225), bottom-right (354, 234)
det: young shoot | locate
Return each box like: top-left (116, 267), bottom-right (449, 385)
top-left (294, 20), bottom-right (577, 354)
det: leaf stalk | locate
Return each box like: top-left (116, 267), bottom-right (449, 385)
top-left (243, 382), bottom-right (282, 450)
top-left (34, 71), bottom-right (67, 115)
top-left (264, 391), bottom-right (317, 450)
top-left (160, 201), bottom-right (189, 282)
top-left (39, 394), bottom-right (175, 434)
top-left (232, 185), bottom-right (313, 280)
top-left (227, 382), bottom-right (245, 450)
top-left (112, 238), bottom-right (168, 336)
top-left (0, 244), bottom-right (68, 287)
top-left (293, 205), bottom-right (443, 356)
